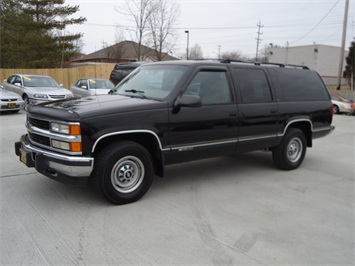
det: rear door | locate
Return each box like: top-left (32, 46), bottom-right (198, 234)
top-left (232, 66), bottom-right (279, 152)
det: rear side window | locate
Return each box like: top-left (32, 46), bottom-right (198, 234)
top-left (274, 69), bottom-right (329, 101)
top-left (235, 68), bottom-right (272, 103)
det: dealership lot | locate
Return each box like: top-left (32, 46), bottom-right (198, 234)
top-left (0, 111), bottom-right (354, 265)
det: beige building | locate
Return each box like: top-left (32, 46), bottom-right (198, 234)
top-left (267, 44), bottom-right (348, 85)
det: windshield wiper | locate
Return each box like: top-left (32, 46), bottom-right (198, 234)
top-left (124, 89), bottom-right (147, 99)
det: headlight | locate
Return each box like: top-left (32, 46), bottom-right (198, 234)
top-left (33, 94), bottom-right (48, 99)
top-left (51, 122), bottom-right (81, 135)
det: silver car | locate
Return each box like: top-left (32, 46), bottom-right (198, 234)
top-left (70, 78), bottom-right (115, 97)
top-left (0, 85), bottom-right (25, 113)
top-left (2, 74), bottom-right (73, 105)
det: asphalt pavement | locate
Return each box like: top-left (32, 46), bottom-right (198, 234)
top-left (0, 110), bottom-right (354, 265)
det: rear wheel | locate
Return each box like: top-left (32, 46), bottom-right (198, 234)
top-left (333, 105), bottom-right (339, 114)
top-left (92, 141), bottom-right (154, 204)
top-left (272, 128), bottom-right (307, 170)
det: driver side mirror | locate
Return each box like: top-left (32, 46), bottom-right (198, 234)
top-left (175, 94), bottom-right (202, 108)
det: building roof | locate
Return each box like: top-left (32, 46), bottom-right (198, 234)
top-left (74, 40), bottom-right (178, 63)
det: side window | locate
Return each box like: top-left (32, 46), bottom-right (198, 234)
top-left (184, 70), bottom-right (232, 105)
top-left (7, 76), bottom-right (16, 84)
top-left (14, 76), bottom-right (22, 85)
top-left (235, 68), bottom-right (272, 103)
top-left (274, 69), bottom-right (329, 101)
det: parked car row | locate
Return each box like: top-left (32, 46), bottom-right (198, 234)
top-left (331, 94), bottom-right (355, 115)
top-left (0, 84), bottom-right (25, 113)
top-left (1, 75), bottom-right (116, 113)
top-left (2, 74), bottom-right (73, 107)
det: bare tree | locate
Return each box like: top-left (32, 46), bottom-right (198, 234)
top-left (189, 44), bottom-right (203, 60)
top-left (148, 0), bottom-right (180, 61)
top-left (116, 0), bottom-right (156, 60)
top-left (221, 51), bottom-right (243, 61)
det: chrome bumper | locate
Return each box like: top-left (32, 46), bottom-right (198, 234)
top-left (15, 134), bottom-right (94, 186)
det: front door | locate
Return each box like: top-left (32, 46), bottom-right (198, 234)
top-left (166, 68), bottom-right (238, 164)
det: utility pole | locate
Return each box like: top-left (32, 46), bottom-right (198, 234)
top-left (256, 20), bottom-right (263, 61)
top-left (336, 0), bottom-right (349, 90)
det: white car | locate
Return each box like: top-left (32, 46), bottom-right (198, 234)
top-left (2, 74), bottom-right (73, 105)
top-left (70, 78), bottom-right (114, 97)
top-left (331, 95), bottom-right (354, 115)
top-left (0, 85), bottom-right (25, 113)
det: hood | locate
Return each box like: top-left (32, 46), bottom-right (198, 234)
top-left (39, 94), bottom-right (167, 119)
top-left (26, 86), bottom-right (72, 95)
top-left (0, 89), bottom-right (21, 99)
top-left (90, 89), bottom-right (111, 95)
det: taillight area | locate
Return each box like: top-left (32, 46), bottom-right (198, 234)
top-left (330, 101), bottom-right (334, 122)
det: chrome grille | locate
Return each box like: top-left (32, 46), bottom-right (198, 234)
top-left (1, 98), bottom-right (18, 102)
top-left (29, 132), bottom-right (50, 146)
top-left (49, 95), bottom-right (66, 99)
top-left (29, 117), bottom-right (50, 130)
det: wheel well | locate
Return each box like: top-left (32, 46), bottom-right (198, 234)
top-left (287, 121), bottom-right (312, 147)
top-left (93, 133), bottom-right (164, 177)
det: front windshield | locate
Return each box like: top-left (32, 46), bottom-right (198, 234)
top-left (23, 76), bottom-right (59, 88)
top-left (89, 79), bottom-right (115, 90)
top-left (113, 64), bottom-right (187, 100)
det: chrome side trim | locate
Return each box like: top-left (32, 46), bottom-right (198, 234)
top-left (312, 126), bottom-right (333, 132)
top-left (92, 130), bottom-right (168, 153)
top-left (277, 119), bottom-right (313, 137)
top-left (238, 134), bottom-right (276, 142)
top-left (170, 139), bottom-right (237, 151)
top-left (277, 119), bottom-right (333, 137)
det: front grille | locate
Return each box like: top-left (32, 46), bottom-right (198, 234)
top-left (1, 98), bottom-right (18, 102)
top-left (29, 132), bottom-right (50, 146)
top-left (29, 117), bottom-right (50, 130)
top-left (49, 95), bottom-right (66, 99)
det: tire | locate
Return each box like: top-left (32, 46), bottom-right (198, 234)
top-left (272, 128), bottom-right (307, 170)
top-left (23, 95), bottom-right (29, 106)
top-left (92, 141), bottom-right (154, 204)
top-left (333, 105), bottom-right (339, 114)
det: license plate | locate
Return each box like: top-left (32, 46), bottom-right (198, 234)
top-left (20, 149), bottom-right (27, 165)
top-left (7, 103), bottom-right (17, 109)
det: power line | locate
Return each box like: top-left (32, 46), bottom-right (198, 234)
top-left (290, 0), bottom-right (341, 44)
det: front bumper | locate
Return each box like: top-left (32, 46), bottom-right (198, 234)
top-left (15, 134), bottom-right (94, 186)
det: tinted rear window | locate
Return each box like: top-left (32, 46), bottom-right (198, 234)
top-left (273, 69), bottom-right (329, 101)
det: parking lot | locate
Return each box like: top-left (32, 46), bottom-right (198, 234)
top-left (0, 111), bottom-right (354, 265)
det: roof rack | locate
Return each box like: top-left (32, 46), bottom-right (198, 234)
top-left (220, 59), bottom-right (309, 70)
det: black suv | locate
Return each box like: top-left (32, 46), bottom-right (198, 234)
top-left (109, 62), bottom-right (144, 85)
top-left (15, 60), bottom-right (334, 204)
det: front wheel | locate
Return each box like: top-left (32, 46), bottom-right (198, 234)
top-left (272, 128), bottom-right (307, 170)
top-left (92, 141), bottom-right (154, 204)
top-left (23, 94), bottom-right (29, 107)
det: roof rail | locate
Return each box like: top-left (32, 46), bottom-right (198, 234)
top-left (220, 59), bottom-right (309, 70)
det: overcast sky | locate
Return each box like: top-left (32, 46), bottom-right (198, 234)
top-left (65, 0), bottom-right (355, 59)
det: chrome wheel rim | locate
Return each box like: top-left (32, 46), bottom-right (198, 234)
top-left (111, 156), bottom-right (144, 193)
top-left (287, 137), bottom-right (303, 163)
